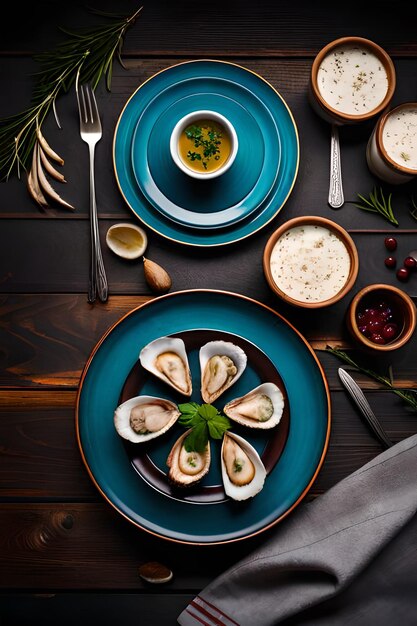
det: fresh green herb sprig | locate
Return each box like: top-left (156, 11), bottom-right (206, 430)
top-left (354, 187), bottom-right (399, 226)
top-left (0, 6), bottom-right (143, 181)
top-left (325, 345), bottom-right (417, 412)
top-left (185, 124), bottom-right (222, 170)
top-left (179, 402), bottom-right (231, 452)
top-left (410, 195), bottom-right (417, 222)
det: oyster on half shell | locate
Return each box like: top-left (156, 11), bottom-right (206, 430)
top-left (167, 429), bottom-right (211, 488)
top-left (223, 382), bottom-right (284, 429)
top-left (199, 340), bottom-right (247, 404)
top-left (221, 432), bottom-right (266, 500)
top-left (139, 336), bottom-right (192, 396)
top-left (114, 395), bottom-right (180, 443)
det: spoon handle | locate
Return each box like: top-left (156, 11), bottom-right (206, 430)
top-left (328, 124), bottom-right (344, 209)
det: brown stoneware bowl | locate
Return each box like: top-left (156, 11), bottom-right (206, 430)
top-left (309, 36), bottom-right (396, 126)
top-left (263, 215), bottom-right (359, 309)
top-left (347, 283), bottom-right (417, 351)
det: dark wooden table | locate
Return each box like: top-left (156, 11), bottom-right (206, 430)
top-left (1, 2), bottom-right (416, 624)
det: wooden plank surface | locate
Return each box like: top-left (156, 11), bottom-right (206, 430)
top-left (0, 593), bottom-right (194, 626)
top-left (1, 0), bottom-right (416, 57)
top-left (1, 295), bottom-right (417, 390)
top-left (1, 0), bottom-right (416, 615)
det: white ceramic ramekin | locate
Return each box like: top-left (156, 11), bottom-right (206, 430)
top-left (169, 110), bottom-right (238, 180)
top-left (366, 102), bottom-right (417, 184)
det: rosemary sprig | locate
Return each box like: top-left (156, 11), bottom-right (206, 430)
top-left (325, 345), bottom-right (417, 412)
top-left (410, 195), bottom-right (417, 222)
top-left (0, 6), bottom-right (143, 181)
top-left (354, 186), bottom-right (399, 226)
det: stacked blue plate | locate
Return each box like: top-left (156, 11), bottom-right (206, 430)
top-left (114, 60), bottom-right (299, 246)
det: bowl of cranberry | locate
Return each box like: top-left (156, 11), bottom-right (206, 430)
top-left (346, 283), bottom-right (416, 351)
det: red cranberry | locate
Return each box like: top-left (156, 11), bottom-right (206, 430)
top-left (380, 308), bottom-right (393, 322)
top-left (358, 325), bottom-right (370, 337)
top-left (370, 333), bottom-right (386, 344)
top-left (397, 267), bottom-right (410, 282)
top-left (382, 323), bottom-right (399, 341)
top-left (384, 236), bottom-right (397, 251)
top-left (384, 256), bottom-right (396, 268)
top-left (403, 256), bottom-right (416, 270)
top-left (368, 318), bottom-right (385, 333)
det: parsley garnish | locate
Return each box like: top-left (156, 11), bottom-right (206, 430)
top-left (178, 402), bottom-right (231, 452)
top-left (184, 123), bottom-right (222, 170)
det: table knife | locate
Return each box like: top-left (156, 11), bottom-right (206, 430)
top-left (338, 367), bottom-right (393, 449)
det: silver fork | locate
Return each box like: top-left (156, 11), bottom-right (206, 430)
top-left (76, 73), bottom-right (108, 303)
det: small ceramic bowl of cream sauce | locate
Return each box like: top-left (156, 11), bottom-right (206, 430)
top-left (170, 110), bottom-right (238, 180)
top-left (309, 36), bottom-right (396, 126)
top-left (263, 216), bottom-right (359, 309)
top-left (366, 102), bottom-right (417, 184)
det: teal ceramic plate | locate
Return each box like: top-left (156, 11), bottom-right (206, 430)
top-left (113, 60), bottom-right (299, 246)
top-left (130, 77), bottom-right (280, 229)
top-left (76, 290), bottom-right (331, 545)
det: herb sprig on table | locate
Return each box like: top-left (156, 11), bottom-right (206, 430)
top-left (0, 6), bottom-right (143, 181)
top-left (354, 187), bottom-right (399, 226)
top-left (326, 345), bottom-right (417, 412)
top-left (179, 402), bottom-right (231, 452)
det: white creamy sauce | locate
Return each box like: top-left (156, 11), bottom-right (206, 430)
top-left (270, 225), bottom-right (351, 303)
top-left (317, 44), bottom-right (388, 115)
top-left (382, 106), bottom-right (417, 170)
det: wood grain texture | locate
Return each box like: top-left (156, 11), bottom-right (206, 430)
top-left (0, 593), bottom-right (194, 626)
top-left (1, 294), bottom-right (417, 390)
top-left (1, 0), bottom-right (416, 606)
top-left (0, 0), bottom-right (416, 57)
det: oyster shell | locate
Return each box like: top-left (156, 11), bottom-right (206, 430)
top-left (223, 382), bottom-right (284, 429)
top-left (221, 432), bottom-right (266, 500)
top-left (139, 336), bottom-right (192, 396)
top-left (199, 340), bottom-right (247, 403)
top-left (114, 395), bottom-right (180, 443)
top-left (166, 429), bottom-right (211, 487)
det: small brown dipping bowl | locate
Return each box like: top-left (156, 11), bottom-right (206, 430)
top-left (347, 283), bottom-right (416, 351)
top-left (309, 36), bottom-right (396, 125)
top-left (263, 216), bottom-right (359, 309)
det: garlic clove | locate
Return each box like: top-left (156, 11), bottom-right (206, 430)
top-left (36, 143), bottom-right (75, 211)
top-left (36, 127), bottom-right (64, 165)
top-left (27, 143), bottom-right (50, 210)
top-left (143, 257), bottom-right (172, 294)
top-left (106, 223), bottom-right (148, 259)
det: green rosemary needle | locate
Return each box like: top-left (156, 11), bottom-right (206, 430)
top-left (410, 195), bottom-right (417, 222)
top-left (325, 345), bottom-right (417, 412)
top-left (0, 6), bottom-right (143, 181)
top-left (354, 186), bottom-right (399, 226)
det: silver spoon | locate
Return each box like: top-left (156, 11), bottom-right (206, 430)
top-left (328, 124), bottom-right (344, 209)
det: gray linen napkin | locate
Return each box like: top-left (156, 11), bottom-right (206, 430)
top-left (177, 433), bottom-right (417, 626)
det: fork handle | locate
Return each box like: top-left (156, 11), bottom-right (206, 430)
top-left (88, 144), bottom-right (108, 303)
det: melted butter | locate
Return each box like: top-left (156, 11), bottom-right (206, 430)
top-left (270, 225), bottom-right (351, 303)
top-left (382, 105), bottom-right (417, 170)
top-left (317, 44), bottom-right (388, 115)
